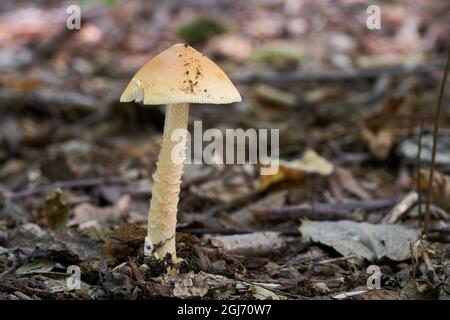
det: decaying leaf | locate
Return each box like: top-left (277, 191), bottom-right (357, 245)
top-left (79, 220), bottom-right (109, 241)
top-left (332, 167), bottom-right (371, 200)
top-left (172, 272), bottom-right (235, 299)
top-left (361, 95), bottom-right (407, 160)
top-left (361, 127), bottom-right (395, 160)
top-left (103, 224), bottom-right (146, 266)
top-left (44, 277), bottom-right (90, 294)
top-left (45, 188), bottom-right (69, 229)
top-left (364, 95), bottom-right (405, 132)
top-left (260, 149), bottom-right (333, 189)
top-left (71, 197), bottom-right (128, 226)
top-left (191, 167), bottom-right (256, 203)
top-left (418, 168), bottom-right (450, 211)
top-left (300, 220), bottom-right (420, 262)
top-left (236, 281), bottom-right (287, 300)
top-left (16, 258), bottom-right (56, 275)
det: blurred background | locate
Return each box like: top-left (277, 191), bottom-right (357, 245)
top-left (0, 0), bottom-right (450, 299)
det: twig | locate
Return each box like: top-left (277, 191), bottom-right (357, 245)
top-left (3, 177), bottom-right (126, 202)
top-left (232, 60), bottom-right (446, 85)
top-left (416, 118), bottom-right (425, 226)
top-left (424, 48), bottom-right (450, 235)
top-left (251, 198), bottom-right (397, 222)
top-left (128, 257), bottom-right (145, 284)
top-left (316, 255), bottom-right (356, 265)
top-left (176, 227), bottom-right (301, 237)
top-left (381, 191), bottom-right (418, 224)
top-left (422, 251), bottom-right (441, 285)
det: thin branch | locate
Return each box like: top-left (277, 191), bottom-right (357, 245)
top-left (176, 227), bottom-right (301, 237)
top-left (424, 48), bottom-right (450, 235)
top-left (232, 60), bottom-right (446, 84)
top-left (251, 198), bottom-right (397, 222)
top-left (2, 177), bottom-right (126, 202)
top-left (416, 118), bottom-right (425, 226)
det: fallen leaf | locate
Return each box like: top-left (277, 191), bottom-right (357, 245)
top-left (45, 189), bottom-right (69, 229)
top-left (70, 195), bottom-right (129, 226)
top-left (418, 168), bottom-right (450, 211)
top-left (16, 258), bottom-right (55, 274)
top-left (79, 220), bottom-right (108, 241)
top-left (103, 223), bottom-right (146, 267)
top-left (361, 127), bottom-right (395, 160)
top-left (260, 149), bottom-right (333, 190)
top-left (207, 34), bottom-right (252, 62)
top-left (172, 271), bottom-right (235, 299)
top-left (236, 281), bottom-right (287, 300)
top-left (333, 167), bottom-right (371, 200)
top-left (191, 167), bottom-right (255, 203)
top-left (300, 220), bottom-right (420, 262)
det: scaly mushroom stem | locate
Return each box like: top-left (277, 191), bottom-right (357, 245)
top-left (146, 103), bottom-right (189, 259)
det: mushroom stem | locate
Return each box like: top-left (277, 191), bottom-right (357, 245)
top-left (146, 103), bottom-right (189, 259)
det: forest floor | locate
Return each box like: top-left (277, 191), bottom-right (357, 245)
top-left (0, 0), bottom-right (450, 300)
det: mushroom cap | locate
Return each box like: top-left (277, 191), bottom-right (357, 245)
top-left (120, 44), bottom-right (242, 105)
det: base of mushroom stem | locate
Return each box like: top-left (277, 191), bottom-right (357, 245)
top-left (144, 236), bottom-right (183, 263)
top-left (144, 236), bottom-right (154, 256)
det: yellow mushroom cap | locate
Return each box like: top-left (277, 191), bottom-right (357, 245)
top-left (120, 44), bottom-right (242, 105)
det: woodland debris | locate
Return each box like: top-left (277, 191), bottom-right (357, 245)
top-left (232, 60), bottom-right (445, 84)
top-left (300, 220), bottom-right (421, 262)
top-left (70, 195), bottom-right (130, 226)
top-left (78, 220), bottom-right (108, 241)
top-left (253, 84), bottom-right (298, 109)
top-left (45, 189), bottom-right (69, 229)
top-left (210, 232), bottom-right (285, 257)
top-left (332, 290), bottom-right (367, 300)
top-left (207, 34), bottom-right (252, 62)
top-left (236, 281), bottom-right (288, 300)
top-left (252, 198), bottom-right (396, 222)
top-left (103, 224), bottom-right (146, 267)
top-left (418, 168), bottom-right (450, 211)
top-left (5, 176), bottom-right (126, 202)
top-left (382, 192), bottom-right (418, 224)
top-left (361, 127), bottom-right (395, 160)
top-left (332, 167), bottom-right (371, 200)
top-left (259, 149), bottom-right (333, 190)
top-left (397, 132), bottom-right (450, 170)
top-left (171, 272), bottom-right (235, 299)
top-left (422, 48), bottom-right (450, 235)
top-left (15, 258), bottom-right (56, 275)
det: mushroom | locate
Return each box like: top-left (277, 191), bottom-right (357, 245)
top-left (120, 44), bottom-right (241, 260)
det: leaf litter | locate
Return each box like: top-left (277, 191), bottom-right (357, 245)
top-left (0, 0), bottom-right (449, 300)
